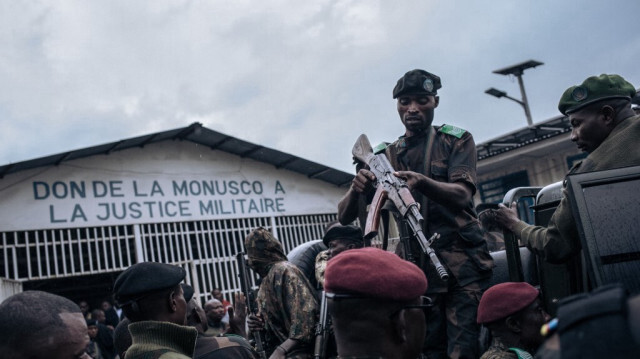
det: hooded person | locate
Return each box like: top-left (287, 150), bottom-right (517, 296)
top-left (244, 227), bottom-right (319, 359)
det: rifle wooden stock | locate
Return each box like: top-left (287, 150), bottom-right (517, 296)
top-left (365, 186), bottom-right (388, 240)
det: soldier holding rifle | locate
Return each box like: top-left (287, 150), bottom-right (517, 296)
top-left (338, 69), bottom-right (493, 359)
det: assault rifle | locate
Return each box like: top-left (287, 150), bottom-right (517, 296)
top-left (313, 291), bottom-right (331, 359)
top-left (351, 134), bottom-right (449, 281)
top-left (236, 252), bottom-right (267, 359)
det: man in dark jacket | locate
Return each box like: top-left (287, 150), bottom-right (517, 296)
top-left (113, 262), bottom-right (197, 359)
top-left (338, 69), bottom-right (493, 358)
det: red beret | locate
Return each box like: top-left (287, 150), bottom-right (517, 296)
top-left (477, 282), bottom-right (539, 324)
top-left (324, 247), bottom-right (427, 301)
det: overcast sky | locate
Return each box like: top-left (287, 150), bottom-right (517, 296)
top-left (1, 0), bottom-right (638, 173)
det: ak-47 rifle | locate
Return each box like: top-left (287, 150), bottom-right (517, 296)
top-left (236, 252), bottom-right (267, 359)
top-left (351, 133), bottom-right (449, 281)
top-left (313, 291), bottom-right (331, 359)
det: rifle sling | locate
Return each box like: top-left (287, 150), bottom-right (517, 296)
top-left (387, 126), bottom-right (436, 235)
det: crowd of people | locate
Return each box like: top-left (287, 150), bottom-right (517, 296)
top-left (1, 70), bottom-right (639, 359)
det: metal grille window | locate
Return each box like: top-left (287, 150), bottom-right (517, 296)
top-left (1, 213), bottom-right (337, 304)
top-left (1, 226), bottom-right (136, 281)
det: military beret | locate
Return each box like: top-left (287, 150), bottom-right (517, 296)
top-left (558, 74), bottom-right (636, 115)
top-left (393, 69), bottom-right (442, 98)
top-left (181, 283), bottom-right (194, 302)
top-left (113, 262), bottom-right (186, 302)
top-left (324, 247), bottom-right (427, 301)
top-left (477, 282), bottom-right (539, 324)
top-left (322, 224), bottom-right (364, 247)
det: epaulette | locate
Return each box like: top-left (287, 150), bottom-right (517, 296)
top-left (438, 124), bottom-right (467, 138)
top-left (373, 142), bottom-right (389, 154)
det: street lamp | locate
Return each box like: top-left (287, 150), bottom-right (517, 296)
top-left (485, 59), bottom-right (543, 126)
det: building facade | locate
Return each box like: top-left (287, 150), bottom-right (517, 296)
top-left (475, 115), bottom-right (586, 208)
top-left (0, 123), bottom-right (353, 305)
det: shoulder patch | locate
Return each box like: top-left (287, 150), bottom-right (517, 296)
top-left (373, 142), bottom-right (389, 154)
top-left (439, 124), bottom-right (466, 138)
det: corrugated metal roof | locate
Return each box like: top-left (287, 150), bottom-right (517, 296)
top-left (476, 115), bottom-right (572, 160)
top-left (0, 122), bottom-right (355, 187)
top-left (478, 89), bottom-right (640, 160)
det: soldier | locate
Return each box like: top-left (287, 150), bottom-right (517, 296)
top-left (493, 74), bottom-right (640, 263)
top-left (477, 282), bottom-right (550, 359)
top-left (183, 283), bottom-right (259, 359)
top-left (314, 223), bottom-right (365, 288)
top-left (113, 262), bottom-right (197, 359)
top-left (244, 227), bottom-right (319, 358)
top-left (0, 290), bottom-right (91, 359)
top-left (338, 69), bottom-right (493, 358)
top-left (324, 247), bottom-right (429, 359)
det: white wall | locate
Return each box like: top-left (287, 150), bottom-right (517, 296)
top-left (0, 141), bottom-right (347, 231)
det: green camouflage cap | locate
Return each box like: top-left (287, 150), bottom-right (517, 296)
top-left (393, 69), bottom-right (442, 98)
top-left (244, 227), bottom-right (287, 265)
top-left (558, 74), bottom-right (636, 115)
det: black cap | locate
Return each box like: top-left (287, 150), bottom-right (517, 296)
top-left (86, 319), bottom-right (98, 327)
top-left (322, 224), bottom-right (364, 247)
top-left (113, 262), bottom-right (186, 304)
top-left (181, 283), bottom-right (195, 302)
top-left (393, 69), bottom-right (442, 98)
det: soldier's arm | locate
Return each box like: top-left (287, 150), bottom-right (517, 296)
top-left (495, 193), bottom-right (580, 263)
top-left (516, 193), bottom-right (581, 263)
top-left (281, 266), bottom-right (318, 344)
top-left (337, 169), bottom-right (376, 225)
top-left (270, 338), bottom-right (303, 359)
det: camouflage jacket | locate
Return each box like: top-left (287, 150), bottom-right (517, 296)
top-left (257, 260), bottom-right (319, 355)
top-left (480, 338), bottom-right (532, 359)
top-left (314, 249), bottom-right (329, 288)
top-left (193, 334), bottom-right (259, 359)
top-left (382, 125), bottom-right (493, 291)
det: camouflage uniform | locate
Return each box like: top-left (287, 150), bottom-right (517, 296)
top-left (314, 250), bottom-right (329, 288)
top-left (245, 228), bottom-right (319, 358)
top-left (480, 338), bottom-right (532, 359)
top-left (358, 125), bottom-right (493, 358)
top-left (513, 114), bottom-right (640, 263)
top-left (194, 334), bottom-right (259, 359)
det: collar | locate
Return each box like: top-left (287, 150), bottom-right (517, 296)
top-left (128, 321), bottom-right (198, 357)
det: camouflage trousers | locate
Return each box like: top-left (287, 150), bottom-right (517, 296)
top-left (423, 279), bottom-right (489, 359)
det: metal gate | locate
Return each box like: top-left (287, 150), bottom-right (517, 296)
top-left (0, 213), bottom-right (336, 303)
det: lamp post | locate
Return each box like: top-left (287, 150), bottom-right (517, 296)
top-left (485, 59), bottom-right (543, 126)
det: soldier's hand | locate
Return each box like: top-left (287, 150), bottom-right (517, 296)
top-left (351, 169), bottom-right (376, 194)
top-left (247, 313), bottom-right (265, 332)
top-left (494, 202), bottom-right (520, 232)
top-left (393, 170), bottom-right (426, 191)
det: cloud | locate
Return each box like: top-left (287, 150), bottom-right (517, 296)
top-left (0, 0), bottom-right (638, 173)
